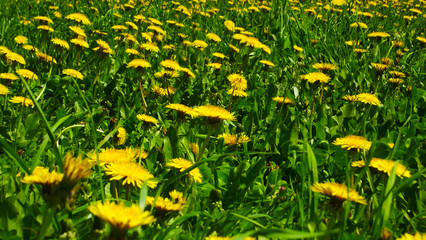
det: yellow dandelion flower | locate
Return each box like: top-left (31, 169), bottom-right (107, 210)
top-left (0, 84), bottom-right (10, 95)
top-left (160, 59), bottom-right (181, 71)
top-left (227, 89), bottom-right (247, 97)
top-left (35, 52), bottom-right (57, 64)
top-left (61, 152), bottom-right (92, 190)
top-left (137, 114), bottom-right (159, 125)
top-left (387, 78), bottom-right (404, 84)
top-left (69, 26), bottom-right (86, 38)
top-left (127, 59), bottom-right (152, 69)
top-left (208, 63), bottom-right (222, 69)
top-left (206, 33), bottom-right (222, 42)
top-left (0, 73), bottom-right (19, 80)
top-left (14, 35), bottom-right (28, 44)
top-left (354, 48), bottom-right (367, 54)
top-left (94, 39), bottom-right (114, 54)
top-left (146, 191), bottom-right (186, 211)
top-left (273, 97), bottom-right (295, 105)
top-left (205, 236), bottom-right (233, 240)
top-left (345, 40), bottom-right (359, 46)
top-left (389, 71), bottom-right (406, 78)
top-left (192, 40), bottom-right (208, 50)
top-left (23, 45), bottom-right (38, 52)
top-left (180, 67), bottom-right (196, 78)
top-left (193, 105), bottom-right (236, 122)
top-left (188, 142), bottom-right (199, 155)
top-left (9, 96), bottom-right (34, 107)
top-left (259, 60), bottom-right (275, 67)
top-left (140, 42), bottom-right (159, 52)
top-left (293, 45), bottom-right (304, 52)
top-left (70, 38), bottom-right (89, 48)
top-left (87, 147), bottom-right (144, 165)
top-left (352, 158), bottom-right (411, 178)
top-left (381, 57), bottom-right (392, 66)
top-left (37, 25), bottom-right (54, 32)
top-left (166, 103), bottom-right (198, 117)
top-left (227, 73), bottom-right (247, 91)
top-left (367, 31), bottom-right (390, 38)
top-left (0, 46), bottom-right (10, 55)
top-left (350, 22), bottom-right (368, 28)
top-left (147, 25), bottom-right (166, 35)
top-left (152, 85), bottom-right (176, 96)
top-left (65, 13), bottom-right (91, 25)
top-left (343, 95), bottom-right (358, 102)
top-left (5, 52), bottom-right (26, 65)
top-left (224, 20), bottom-right (235, 31)
top-left (54, 11), bottom-right (62, 19)
top-left (16, 69), bottom-right (38, 80)
top-left (33, 16), bottom-right (54, 24)
top-left (94, 30), bottom-right (108, 35)
top-left (416, 36), bottom-right (426, 44)
top-left (396, 232), bottom-right (426, 240)
top-left (88, 201), bottom-right (156, 235)
top-left (163, 44), bottom-right (175, 50)
top-left (355, 93), bottom-right (381, 105)
top-left (51, 38), bottom-right (70, 50)
top-left (62, 69), bottom-right (83, 80)
top-left (148, 17), bottom-right (163, 26)
top-left (301, 72), bottom-right (331, 83)
top-left (104, 161), bottom-right (158, 188)
top-left (333, 135), bottom-right (372, 151)
top-left (312, 63), bottom-right (338, 71)
top-left (125, 21), bottom-right (138, 31)
top-left (218, 133), bottom-right (250, 146)
top-left (125, 48), bottom-right (140, 55)
top-left (311, 182), bottom-right (367, 204)
top-left (229, 44), bottom-right (240, 53)
top-left (212, 52), bottom-right (225, 59)
top-left (166, 158), bottom-right (202, 183)
top-left (114, 127), bottom-right (127, 145)
top-left (21, 166), bottom-right (63, 186)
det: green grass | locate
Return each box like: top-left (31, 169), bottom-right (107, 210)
top-left (0, 0), bottom-right (425, 239)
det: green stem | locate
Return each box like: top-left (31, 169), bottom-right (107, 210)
top-left (195, 124), bottom-right (216, 163)
top-left (37, 204), bottom-right (57, 240)
top-left (309, 89), bottom-right (316, 139)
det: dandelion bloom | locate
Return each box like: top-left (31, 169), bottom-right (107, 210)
top-left (354, 48), bottom-right (367, 54)
top-left (5, 52), bottom-right (26, 65)
top-left (396, 232), bottom-right (426, 240)
top-left (146, 190), bottom-right (186, 211)
top-left (229, 44), bottom-right (240, 53)
top-left (87, 147), bottom-right (143, 165)
top-left (62, 69), bottom-right (84, 80)
top-left (273, 97), bottom-right (295, 105)
top-left (21, 166), bottom-right (63, 186)
top-left (367, 31), bottom-right (390, 38)
top-left (93, 40), bottom-right (114, 54)
top-left (355, 93), bottom-right (381, 105)
top-left (350, 22), bottom-right (368, 28)
top-left (88, 201), bottom-right (155, 236)
top-left (0, 46), bottom-right (10, 55)
top-left (352, 158), bottom-right (411, 178)
top-left (387, 78), bottom-right (404, 84)
top-left (14, 35), bottom-right (28, 44)
top-left (51, 38), bottom-right (70, 50)
top-left (227, 89), bottom-right (247, 97)
top-left (163, 44), bottom-right (175, 50)
top-left (416, 36), bottom-right (426, 44)
top-left (180, 67), bottom-right (196, 78)
top-left (23, 45), bottom-right (38, 52)
top-left (104, 161), bottom-right (158, 188)
top-left (125, 48), bottom-right (140, 55)
top-left (69, 26), bottom-right (86, 37)
top-left (312, 63), bottom-right (338, 71)
top-left (166, 158), bottom-right (202, 183)
top-left (137, 114), bottom-right (159, 125)
top-left (293, 45), bottom-right (304, 52)
top-left (115, 127), bottom-right (127, 145)
top-left (212, 52), bottom-right (225, 59)
top-left (33, 16), bottom-right (54, 24)
top-left (61, 152), bottom-right (92, 190)
top-left (333, 135), bottom-right (372, 151)
top-left (152, 85), bottom-right (175, 96)
top-left (389, 71), bottom-right (406, 78)
top-left (192, 40), bottom-right (208, 50)
top-left (127, 59), bottom-right (152, 69)
top-left (218, 133), bottom-right (250, 146)
top-left (0, 84), bottom-right (10, 95)
top-left (224, 20), bottom-right (235, 31)
top-left (65, 13), bottom-right (91, 25)
top-left (166, 103), bottom-right (198, 117)
top-left (206, 33), bottom-right (222, 42)
top-left (147, 25), bottom-right (166, 35)
top-left (125, 21), bottom-right (138, 30)
top-left (160, 59), bottom-right (181, 71)
top-left (194, 105), bottom-right (236, 123)
top-left (301, 72), bottom-right (331, 83)
top-left (227, 73), bottom-right (247, 91)
top-left (70, 38), bottom-right (89, 48)
top-left (16, 69), bottom-right (38, 80)
top-left (0, 73), bottom-right (19, 81)
top-left (259, 60), bottom-right (275, 67)
top-left (206, 236), bottom-right (233, 240)
top-left (310, 182), bottom-right (367, 205)
top-left (35, 52), bottom-right (57, 64)
top-left (343, 95), bottom-right (358, 102)
top-left (140, 42), bottom-right (160, 52)
top-left (37, 25), bottom-right (54, 32)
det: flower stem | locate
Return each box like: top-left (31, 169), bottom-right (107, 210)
top-left (309, 90), bottom-right (316, 139)
top-left (138, 76), bottom-right (147, 109)
top-left (37, 204), bottom-right (57, 240)
top-left (196, 124), bottom-right (216, 163)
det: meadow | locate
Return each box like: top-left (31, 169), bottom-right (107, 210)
top-left (0, 0), bottom-right (425, 239)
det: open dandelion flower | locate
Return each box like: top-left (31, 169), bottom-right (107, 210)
top-left (227, 89), bottom-right (247, 97)
top-left (229, 44), bottom-right (240, 53)
top-left (343, 95), bottom-right (358, 102)
top-left (51, 38), bottom-right (70, 50)
top-left (224, 20), bottom-right (235, 31)
top-left (396, 232), bottom-right (426, 240)
top-left (227, 73), bottom-right (247, 91)
top-left (37, 25), bottom-right (54, 32)
top-left (416, 36), bottom-right (426, 44)
top-left (152, 86), bottom-right (175, 96)
top-left (367, 31), bottom-right (391, 38)
top-left (0, 84), bottom-right (9, 95)
top-left (140, 42), bottom-right (160, 52)
top-left (14, 35), bottom-right (28, 44)
top-left (194, 105), bottom-right (236, 123)
top-left (147, 25), bottom-right (166, 35)
top-left (16, 69), bottom-right (38, 80)
top-left (114, 127), bottom-right (127, 146)
top-left (293, 45), bottom-right (304, 52)
top-left (160, 59), bottom-right (181, 71)
top-left (0, 73), bottom-right (19, 81)
top-left (9, 96), bottom-right (34, 107)
top-left (61, 152), bottom-right (92, 190)
top-left (273, 97), bottom-right (295, 105)
top-left (166, 158), bottom-right (202, 183)
top-left (218, 133), bottom-right (250, 146)
top-left (301, 72), bottom-right (331, 83)
top-left (34, 16), bottom-right (54, 24)
top-left (36, 52), bottom-right (57, 64)
top-left (387, 78), bottom-right (404, 84)
top-left (146, 190), bottom-right (186, 212)
top-left (355, 93), bottom-right (381, 105)
top-left (87, 147), bottom-right (143, 165)
top-left (180, 67), bottom-right (196, 78)
top-left (192, 40), bottom-right (208, 50)
top-left (65, 13), bottom-right (91, 25)
top-left (6, 52), bottom-right (26, 65)
top-left (312, 63), bottom-right (338, 72)
top-left (104, 161), bottom-right (158, 188)
top-left (166, 103), bottom-right (198, 117)
top-left (137, 114), bottom-right (159, 125)
top-left (350, 22), bottom-right (368, 28)
top-left (127, 59), bottom-right (151, 69)
top-left (20, 166), bottom-right (63, 187)
top-left (88, 201), bottom-right (155, 236)
top-left (352, 158), bottom-right (411, 178)
top-left (259, 60), bottom-right (275, 67)
top-left (333, 135), bottom-right (372, 151)
top-left (212, 52), bottom-right (225, 59)
top-left (63, 69), bottom-right (84, 80)
top-left (71, 38), bottom-right (89, 48)
top-left (389, 71), bottom-right (406, 78)
top-left (206, 33), bottom-right (222, 42)
top-left (93, 39), bottom-right (114, 54)
top-left (69, 26), bottom-right (86, 37)
top-left (205, 236), bottom-right (233, 240)
top-left (208, 63), bottom-right (222, 69)
top-left (311, 182), bottom-right (367, 205)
